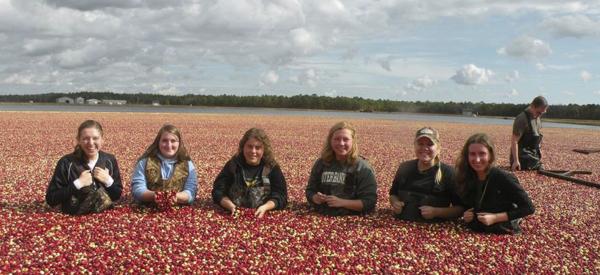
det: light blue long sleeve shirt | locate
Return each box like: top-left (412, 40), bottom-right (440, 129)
top-left (131, 154), bottom-right (198, 204)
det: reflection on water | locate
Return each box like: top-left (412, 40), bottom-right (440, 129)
top-left (1, 103), bottom-right (598, 130)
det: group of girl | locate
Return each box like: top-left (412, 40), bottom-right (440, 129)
top-left (46, 119), bottom-right (534, 234)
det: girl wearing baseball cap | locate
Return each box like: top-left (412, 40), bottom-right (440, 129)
top-left (389, 127), bottom-right (464, 222)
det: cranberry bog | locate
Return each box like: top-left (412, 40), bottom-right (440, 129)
top-left (1, 111), bottom-right (599, 273)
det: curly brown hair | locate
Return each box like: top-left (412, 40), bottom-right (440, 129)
top-left (236, 128), bottom-right (277, 167)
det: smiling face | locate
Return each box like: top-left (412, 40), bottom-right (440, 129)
top-left (243, 137), bottom-right (264, 166)
top-left (159, 132), bottom-right (179, 158)
top-left (415, 136), bottom-right (438, 166)
top-left (331, 128), bottom-right (353, 161)
top-left (468, 143), bottom-right (491, 179)
top-left (78, 127), bottom-right (103, 160)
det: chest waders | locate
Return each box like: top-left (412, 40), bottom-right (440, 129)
top-left (227, 162), bottom-right (272, 209)
top-left (145, 156), bottom-right (189, 192)
top-left (512, 110), bottom-right (543, 170)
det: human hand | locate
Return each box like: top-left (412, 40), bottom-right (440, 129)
top-left (477, 212), bottom-right (497, 226)
top-left (511, 161), bottom-right (521, 171)
top-left (220, 197), bottom-right (236, 214)
top-left (463, 208), bottom-right (474, 223)
top-left (312, 192), bottom-right (328, 205)
top-left (324, 195), bottom-right (346, 208)
top-left (78, 170), bottom-right (93, 187)
top-left (419, 206), bottom-right (437, 219)
top-left (255, 204), bottom-right (269, 219)
top-left (92, 167), bottom-right (111, 185)
top-left (390, 200), bottom-right (405, 214)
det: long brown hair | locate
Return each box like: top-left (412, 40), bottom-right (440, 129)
top-left (73, 120), bottom-right (103, 161)
top-left (321, 121), bottom-right (359, 166)
top-left (138, 124), bottom-right (191, 162)
top-left (455, 133), bottom-right (496, 195)
top-left (236, 128), bottom-right (277, 167)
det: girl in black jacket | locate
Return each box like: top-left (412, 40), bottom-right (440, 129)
top-left (455, 133), bottom-right (534, 234)
top-left (45, 120), bottom-right (122, 214)
top-left (212, 128), bottom-right (287, 218)
top-left (389, 127), bottom-right (464, 222)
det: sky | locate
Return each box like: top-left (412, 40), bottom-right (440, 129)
top-left (1, 0), bottom-right (599, 104)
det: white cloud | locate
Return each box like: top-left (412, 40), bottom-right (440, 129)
top-left (405, 75), bottom-right (437, 92)
top-left (3, 73), bottom-right (34, 85)
top-left (542, 14), bottom-right (600, 38)
top-left (259, 70), bottom-right (279, 86)
top-left (509, 88), bottom-right (519, 96)
top-left (505, 70), bottom-right (520, 82)
top-left (498, 35), bottom-right (552, 60)
top-left (153, 85), bottom-right (181, 95)
top-left (291, 68), bottom-right (319, 88)
top-left (561, 90), bottom-right (575, 96)
top-left (451, 64), bottom-right (494, 85)
top-left (594, 90), bottom-right (600, 95)
top-left (581, 70), bottom-right (592, 82)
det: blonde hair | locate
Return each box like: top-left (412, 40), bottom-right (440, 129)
top-left (321, 121), bottom-right (359, 166)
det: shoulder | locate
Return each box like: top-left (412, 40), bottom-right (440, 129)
top-left (99, 151), bottom-right (116, 160)
top-left (355, 158), bottom-right (374, 173)
top-left (489, 167), bottom-right (518, 184)
top-left (439, 162), bottom-right (455, 174)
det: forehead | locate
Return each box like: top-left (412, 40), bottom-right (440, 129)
top-left (79, 127), bottom-right (101, 137)
top-left (468, 143), bottom-right (489, 153)
top-left (160, 132), bottom-right (179, 140)
top-left (332, 128), bottom-right (352, 138)
top-left (244, 137), bottom-right (263, 146)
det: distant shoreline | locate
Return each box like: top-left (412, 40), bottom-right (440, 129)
top-left (1, 102), bottom-right (599, 129)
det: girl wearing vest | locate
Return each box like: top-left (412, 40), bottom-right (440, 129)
top-left (131, 124), bottom-right (197, 205)
top-left (456, 133), bottom-right (535, 234)
top-left (46, 120), bottom-right (123, 214)
top-left (389, 127), bottom-right (464, 222)
top-left (305, 121), bottom-right (377, 216)
top-left (212, 128), bottom-right (287, 218)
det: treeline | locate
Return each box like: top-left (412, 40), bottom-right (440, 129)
top-left (1, 92), bottom-right (599, 120)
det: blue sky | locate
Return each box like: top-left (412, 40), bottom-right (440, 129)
top-left (0, 0), bottom-right (599, 104)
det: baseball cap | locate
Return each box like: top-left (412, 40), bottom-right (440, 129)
top-left (415, 127), bottom-right (439, 144)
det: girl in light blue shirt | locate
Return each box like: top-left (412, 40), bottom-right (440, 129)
top-left (131, 124), bottom-right (197, 205)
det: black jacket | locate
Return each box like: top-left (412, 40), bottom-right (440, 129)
top-left (389, 159), bottom-right (463, 221)
top-left (45, 151), bottom-right (123, 214)
top-left (212, 155), bottom-right (288, 209)
top-left (462, 167), bottom-right (535, 221)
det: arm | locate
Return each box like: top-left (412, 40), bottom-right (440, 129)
top-left (267, 165), bottom-right (288, 209)
top-left (477, 171), bottom-right (534, 226)
top-left (104, 156), bottom-right (123, 201)
top-left (511, 115), bottom-right (526, 171)
top-left (211, 160), bottom-right (235, 211)
top-left (131, 159), bottom-right (156, 203)
top-left (502, 172), bottom-right (535, 220)
top-left (352, 163), bottom-right (378, 214)
top-left (389, 163), bottom-right (409, 214)
top-left (255, 200), bottom-right (276, 218)
top-left (46, 158), bottom-right (76, 207)
top-left (305, 160), bottom-right (324, 205)
top-left (510, 134), bottom-right (521, 171)
top-left (420, 205), bottom-right (465, 219)
top-left (177, 161), bottom-right (198, 204)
